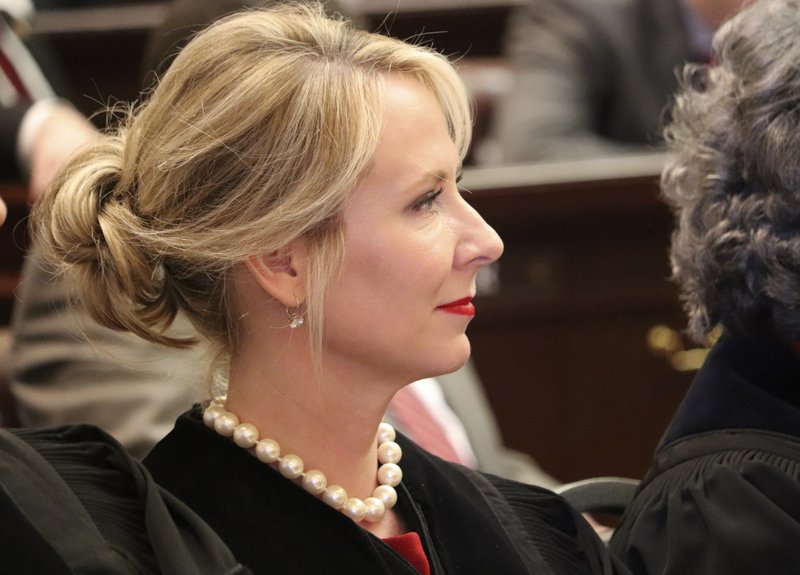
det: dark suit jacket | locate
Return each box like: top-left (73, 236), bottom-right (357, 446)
top-left (610, 333), bottom-right (800, 574)
top-left (492, 0), bottom-right (694, 163)
top-left (0, 104), bottom-right (27, 180)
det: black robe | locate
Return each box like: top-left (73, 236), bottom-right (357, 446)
top-left (145, 407), bottom-right (622, 575)
top-left (610, 333), bottom-right (800, 574)
top-left (0, 424), bottom-right (248, 574)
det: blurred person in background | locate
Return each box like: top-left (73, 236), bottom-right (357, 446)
top-left (0, 0), bottom-right (94, 199)
top-left (488, 0), bottom-right (747, 164)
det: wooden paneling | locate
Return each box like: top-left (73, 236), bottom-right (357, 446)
top-left (462, 155), bottom-right (694, 482)
top-left (30, 1), bottom-right (517, 119)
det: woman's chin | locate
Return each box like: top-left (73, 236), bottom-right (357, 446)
top-left (427, 339), bottom-right (472, 378)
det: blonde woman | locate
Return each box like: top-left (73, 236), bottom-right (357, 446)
top-left (30, 4), bottom-right (617, 574)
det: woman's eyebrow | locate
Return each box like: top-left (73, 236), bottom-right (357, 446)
top-left (408, 168), bottom-right (457, 189)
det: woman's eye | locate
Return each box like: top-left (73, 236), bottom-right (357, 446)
top-left (412, 188), bottom-right (443, 213)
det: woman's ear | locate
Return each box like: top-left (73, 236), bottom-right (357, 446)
top-left (244, 239), bottom-right (308, 307)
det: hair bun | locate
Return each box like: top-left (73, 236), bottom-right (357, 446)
top-left (32, 132), bottom-right (190, 347)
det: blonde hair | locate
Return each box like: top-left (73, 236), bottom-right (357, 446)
top-left (32, 2), bottom-right (472, 369)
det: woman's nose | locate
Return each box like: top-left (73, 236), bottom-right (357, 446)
top-left (455, 200), bottom-right (504, 268)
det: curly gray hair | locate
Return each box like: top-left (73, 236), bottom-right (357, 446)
top-left (663, 0), bottom-right (800, 344)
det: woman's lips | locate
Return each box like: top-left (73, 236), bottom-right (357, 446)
top-left (437, 296), bottom-right (475, 317)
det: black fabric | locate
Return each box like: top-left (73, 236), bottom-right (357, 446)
top-left (0, 104), bottom-right (27, 180)
top-left (0, 486), bottom-right (74, 575)
top-left (0, 425), bottom-right (250, 575)
top-left (145, 407), bottom-right (624, 575)
top-left (610, 333), bottom-right (800, 574)
top-left (658, 332), bottom-right (800, 447)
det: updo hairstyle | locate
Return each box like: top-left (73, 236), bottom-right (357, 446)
top-left (32, 2), bottom-right (472, 365)
top-left (661, 0), bottom-right (800, 343)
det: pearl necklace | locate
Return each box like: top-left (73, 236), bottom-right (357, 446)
top-left (202, 397), bottom-right (403, 523)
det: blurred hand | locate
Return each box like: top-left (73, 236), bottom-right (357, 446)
top-left (27, 103), bottom-right (97, 203)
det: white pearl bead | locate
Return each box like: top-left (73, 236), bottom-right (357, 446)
top-left (214, 411), bottom-right (239, 437)
top-left (204, 399), bottom-right (404, 525)
top-left (203, 405), bottom-right (224, 427)
top-left (377, 462), bottom-right (402, 487)
top-left (372, 484), bottom-right (398, 510)
top-left (362, 497), bottom-right (386, 523)
top-left (376, 422), bottom-right (396, 444)
top-left (342, 497), bottom-right (367, 522)
top-left (322, 485), bottom-right (348, 510)
top-left (278, 454), bottom-right (304, 479)
top-left (233, 423), bottom-right (259, 448)
top-left (377, 441), bottom-right (402, 465)
top-left (301, 469), bottom-right (327, 495)
top-left (255, 438), bottom-right (280, 463)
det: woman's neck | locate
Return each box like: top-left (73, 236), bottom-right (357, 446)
top-left (225, 341), bottom-right (400, 520)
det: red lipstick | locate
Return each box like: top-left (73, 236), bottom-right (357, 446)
top-left (437, 296), bottom-right (475, 317)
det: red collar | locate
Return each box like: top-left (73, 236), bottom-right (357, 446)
top-left (383, 532), bottom-right (430, 575)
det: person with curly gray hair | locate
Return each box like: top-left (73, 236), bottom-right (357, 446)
top-left (610, 1), bottom-right (800, 572)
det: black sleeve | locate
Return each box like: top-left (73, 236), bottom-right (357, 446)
top-left (611, 451), bottom-right (800, 574)
top-left (480, 472), bottom-right (629, 574)
top-left (0, 426), bottom-right (251, 575)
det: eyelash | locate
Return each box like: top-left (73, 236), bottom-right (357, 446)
top-left (410, 173), bottom-right (462, 213)
top-left (412, 188), bottom-right (443, 213)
